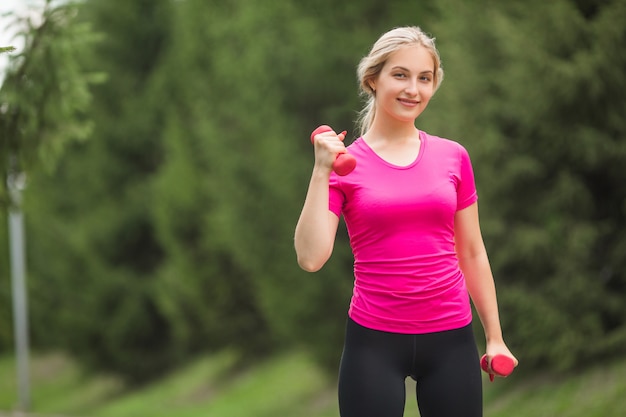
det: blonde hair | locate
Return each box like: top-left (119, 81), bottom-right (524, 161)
top-left (356, 26), bottom-right (444, 136)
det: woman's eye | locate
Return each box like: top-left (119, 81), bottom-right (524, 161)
top-left (394, 73), bottom-right (406, 78)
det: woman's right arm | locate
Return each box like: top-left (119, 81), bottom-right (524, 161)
top-left (294, 130), bottom-right (346, 272)
top-left (294, 168), bottom-right (340, 272)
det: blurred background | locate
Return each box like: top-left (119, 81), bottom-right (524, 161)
top-left (1, 0), bottom-right (625, 416)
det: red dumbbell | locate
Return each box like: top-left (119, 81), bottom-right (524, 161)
top-left (481, 354), bottom-right (515, 382)
top-left (310, 125), bottom-right (356, 176)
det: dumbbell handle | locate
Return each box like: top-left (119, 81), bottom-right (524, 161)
top-left (310, 125), bottom-right (356, 176)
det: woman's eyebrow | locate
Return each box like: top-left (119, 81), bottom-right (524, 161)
top-left (390, 66), bottom-right (433, 74)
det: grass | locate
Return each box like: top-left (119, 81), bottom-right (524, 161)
top-left (0, 352), bottom-right (122, 415)
top-left (1, 350), bottom-right (626, 416)
top-left (481, 358), bottom-right (626, 417)
top-left (93, 350), bottom-right (336, 417)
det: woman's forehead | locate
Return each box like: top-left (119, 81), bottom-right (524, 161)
top-left (385, 44), bottom-right (434, 71)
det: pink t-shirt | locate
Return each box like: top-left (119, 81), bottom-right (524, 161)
top-left (329, 131), bottom-right (478, 334)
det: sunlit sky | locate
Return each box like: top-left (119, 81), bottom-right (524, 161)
top-left (0, 0), bottom-right (46, 77)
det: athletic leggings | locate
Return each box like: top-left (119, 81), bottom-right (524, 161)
top-left (338, 318), bottom-right (483, 417)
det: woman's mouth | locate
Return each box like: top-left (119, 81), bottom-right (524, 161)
top-left (398, 98), bottom-right (419, 107)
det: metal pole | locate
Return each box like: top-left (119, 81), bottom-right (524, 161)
top-left (7, 167), bottom-right (31, 411)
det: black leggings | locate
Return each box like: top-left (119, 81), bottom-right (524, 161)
top-left (338, 318), bottom-right (483, 417)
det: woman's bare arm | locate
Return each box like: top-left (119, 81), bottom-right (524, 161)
top-left (455, 202), bottom-right (518, 364)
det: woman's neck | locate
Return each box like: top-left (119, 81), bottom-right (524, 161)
top-left (362, 120), bottom-right (422, 167)
top-left (363, 120), bottom-right (420, 146)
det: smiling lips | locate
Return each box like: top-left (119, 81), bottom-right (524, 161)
top-left (398, 98), bottom-right (419, 106)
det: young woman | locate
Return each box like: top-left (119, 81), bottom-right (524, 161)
top-left (294, 26), bottom-right (517, 417)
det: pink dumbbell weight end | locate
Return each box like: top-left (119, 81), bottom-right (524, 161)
top-left (310, 125), bottom-right (356, 176)
top-left (481, 354), bottom-right (515, 382)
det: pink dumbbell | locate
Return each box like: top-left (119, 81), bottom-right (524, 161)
top-left (310, 125), bottom-right (356, 176)
top-left (480, 354), bottom-right (515, 382)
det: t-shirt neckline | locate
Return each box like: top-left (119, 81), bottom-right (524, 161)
top-left (358, 130), bottom-right (426, 169)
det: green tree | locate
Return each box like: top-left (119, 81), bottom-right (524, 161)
top-left (0, 1), bottom-right (101, 409)
top-left (149, 0), bottom-right (315, 361)
top-left (0, 0), bottom-right (101, 202)
top-left (22, 0), bottom-right (174, 383)
top-left (0, 0), bottom-right (101, 351)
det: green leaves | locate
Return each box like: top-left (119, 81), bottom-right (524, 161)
top-left (0, 1), bottom-right (103, 182)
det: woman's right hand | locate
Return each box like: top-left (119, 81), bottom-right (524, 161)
top-left (311, 128), bottom-right (348, 172)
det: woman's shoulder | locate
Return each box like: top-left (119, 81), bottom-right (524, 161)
top-left (420, 130), bottom-right (468, 153)
top-left (346, 136), bottom-right (370, 156)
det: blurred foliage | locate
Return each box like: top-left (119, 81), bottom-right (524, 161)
top-left (0, 0), bottom-right (104, 191)
top-left (0, 0), bottom-right (624, 383)
top-left (0, 0), bottom-right (102, 350)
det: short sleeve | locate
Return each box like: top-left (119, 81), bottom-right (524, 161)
top-left (328, 174), bottom-right (345, 217)
top-left (456, 145), bottom-right (478, 210)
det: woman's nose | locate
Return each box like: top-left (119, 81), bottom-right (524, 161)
top-left (404, 78), bottom-right (419, 96)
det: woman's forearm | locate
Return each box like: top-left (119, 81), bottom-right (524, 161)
top-left (460, 252), bottom-right (504, 343)
top-left (294, 167), bottom-right (338, 272)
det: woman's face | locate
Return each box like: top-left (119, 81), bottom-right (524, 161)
top-left (370, 44), bottom-right (436, 124)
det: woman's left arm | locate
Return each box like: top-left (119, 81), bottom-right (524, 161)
top-left (455, 202), bottom-right (518, 365)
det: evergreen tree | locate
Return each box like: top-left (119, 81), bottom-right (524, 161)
top-left (23, 0), bottom-right (176, 382)
top-left (0, 0), bottom-right (101, 352)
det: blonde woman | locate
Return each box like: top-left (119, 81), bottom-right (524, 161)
top-left (295, 26), bottom-right (517, 417)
